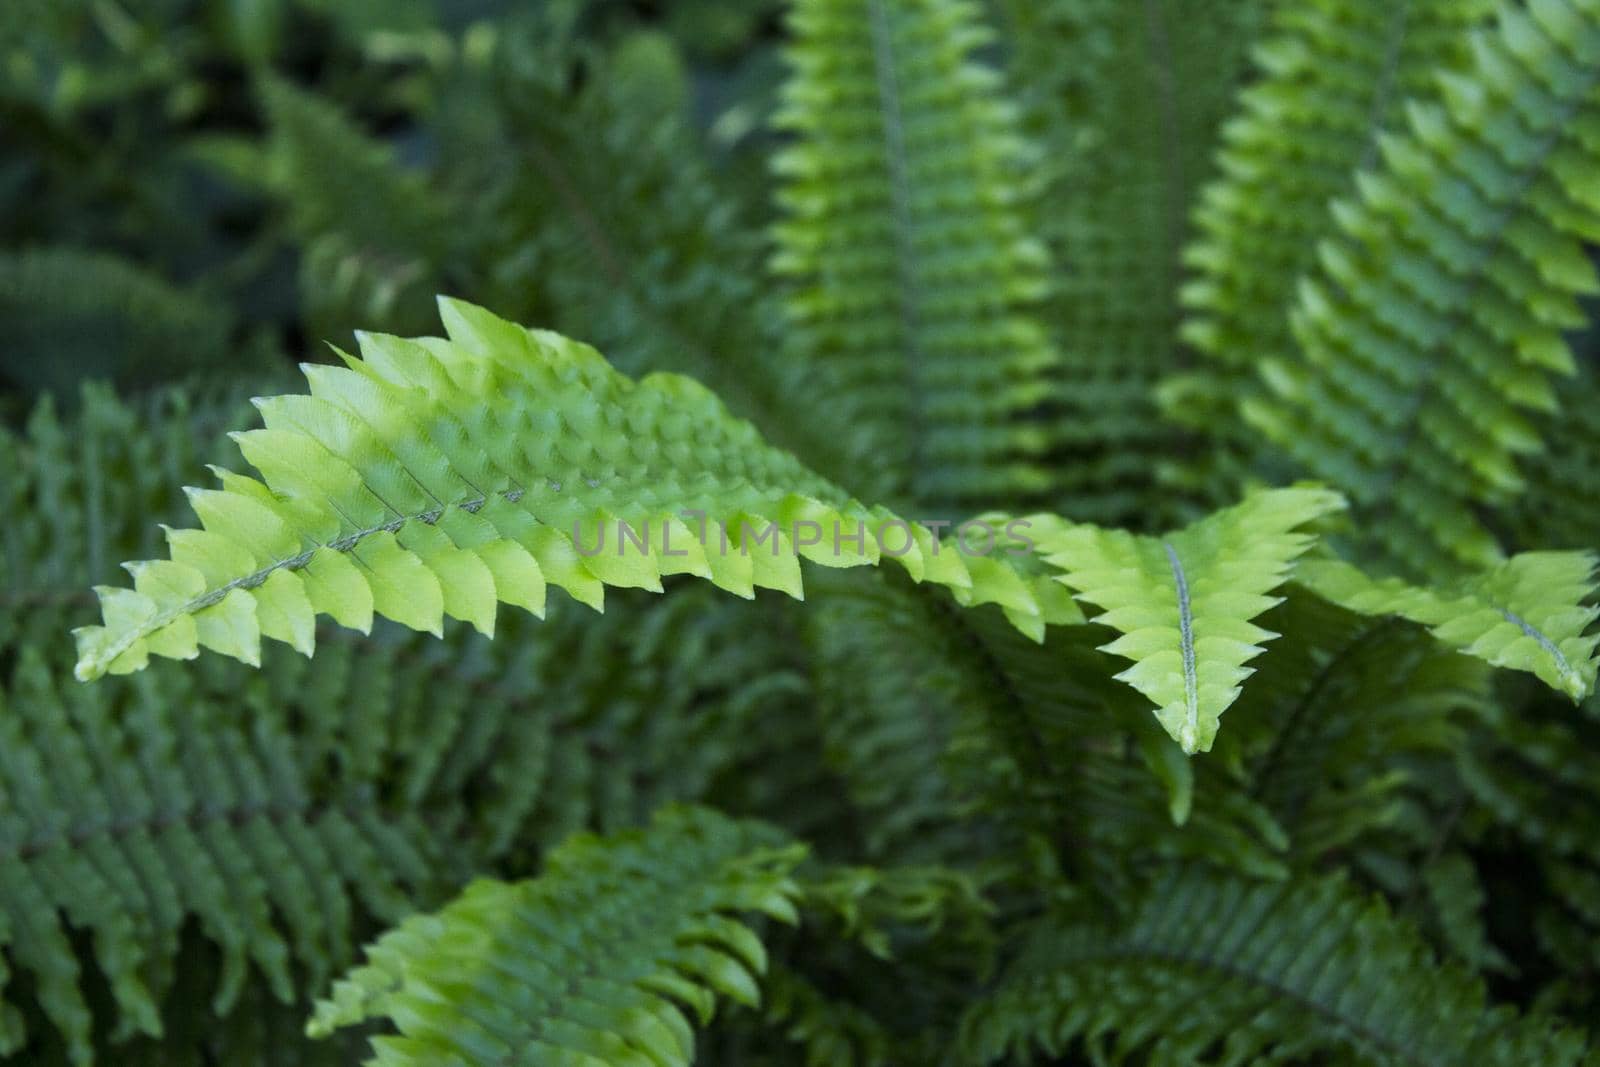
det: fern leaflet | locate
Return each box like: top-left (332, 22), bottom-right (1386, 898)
top-left (308, 805), bottom-right (804, 1066)
top-left (1032, 488), bottom-right (1346, 753)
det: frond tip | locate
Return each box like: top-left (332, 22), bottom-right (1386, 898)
top-left (1297, 552), bottom-right (1600, 701)
top-left (72, 297), bottom-right (1080, 681)
top-left (308, 806), bottom-right (805, 1066)
top-left (1034, 488), bottom-right (1347, 754)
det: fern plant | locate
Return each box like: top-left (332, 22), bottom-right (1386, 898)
top-left (7, 0), bottom-right (1600, 1062)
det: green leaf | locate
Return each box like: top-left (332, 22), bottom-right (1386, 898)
top-left (308, 807), bottom-right (804, 1066)
top-left (72, 300), bottom-right (1078, 681)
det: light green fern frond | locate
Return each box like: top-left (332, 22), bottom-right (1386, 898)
top-left (962, 863), bottom-right (1592, 1066)
top-left (1297, 553), bottom-right (1600, 700)
top-left (1243, 0), bottom-right (1600, 577)
top-left (771, 0), bottom-right (1057, 511)
top-left (71, 299), bottom-right (1079, 682)
top-left (1171, 0), bottom-right (1489, 495)
top-left (308, 805), bottom-right (805, 1066)
top-left (1033, 487), bottom-right (1347, 753)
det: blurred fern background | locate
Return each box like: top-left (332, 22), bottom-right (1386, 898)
top-left (7, 0), bottom-right (1600, 1064)
top-left (0, 0), bottom-right (791, 402)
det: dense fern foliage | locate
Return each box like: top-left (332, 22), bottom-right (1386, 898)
top-left (7, 0), bottom-right (1600, 1063)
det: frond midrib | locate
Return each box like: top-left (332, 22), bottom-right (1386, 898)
top-left (865, 0), bottom-right (930, 481)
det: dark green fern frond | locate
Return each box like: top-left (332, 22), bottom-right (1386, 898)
top-left (770, 0), bottom-right (1058, 512)
top-left (0, 248), bottom-right (235, 398)
top-left (1, 383), bottom-right (262, 651)
top-left (68, 929), bottom-right (365, 1067)
top-left (1498, 361), bottom-right (1600, 552)
top-left (260, 77), bottom-right (460, 340)
top-left (309, 805), bottom-right (806, 1066)
top-left (1242, 0), bottom-right (1600, 578)
top-left (1225, 590), bottom-right (1486, 861)
top-left (0, 647), bottom-right (437, 1065)
top-left (1001, 0), bottom-right (1267, 526)
top-left (959, 610), bottom-right (1291, 889)
top-left (729, 965), bottom-right (891, 1067)
top-left (1170, 0), bottom-right (1489, 498)
top-left (471, 21), bottom-right (782, 421)
top-left (798, 566), bottom-right (999, 864)
top-left (962, 863), bottom-right (1593, 1066)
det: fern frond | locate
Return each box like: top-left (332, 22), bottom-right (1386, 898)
top-left (799, 567), bottom-right (1000, 863)
top-left (1171, 0), bottom-right (1489, 495)
top-left (1002, 0), bottom-right (1267, 525)
top-left (0, 646), bottom-right (443, 1065)
top-left (83, 931), bottom-right (365, 1066)
top-left (0, 247), bottom-right (234, 396)
top-left (308, 805), bottom-right (805, 1066)
top-left (956, 612), bottom-right (1291, 887)
top-left (71, 299), bottom-right (1079, 682)
top-left (1033, 487), bottom-right (1347, 753)
top-left (1221, 590), bottom-right (1485, 861)
top-left (261, 77), bottom-right (457, 339)
top-left (6, 382), bottom-right (852, 1062)
top-left (1242, 0), bottom-right (1600, 577)
top-left (1296, 553), bottom-right (1600, 700)
top-left (475, 23), bottom-right (767, 383)
top-left (962, 863), bottom-right (1593, 1066)
top-left (1422, 851), bottom-right (1511, 974)
top-left (770, 0), bottom-right (1058, 511)
top-left (1461, 695), bottom-right (1600, 867)
top-left (1499, 361), bottom-right (1600, 552)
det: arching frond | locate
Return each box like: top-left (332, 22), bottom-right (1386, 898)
top-left (4, 383), bottom-right (846, 1063)
top-left (308, 805), bottom-right (805, 1066)
top-left (71, 299), bottom-right (1079, 682)
top-left (771, 0), bottom-right (1058, 512)
top-left (1242, 0), bottom-right (1600, 577)
top-left (962, 863), bottom-right (1593, 1066)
